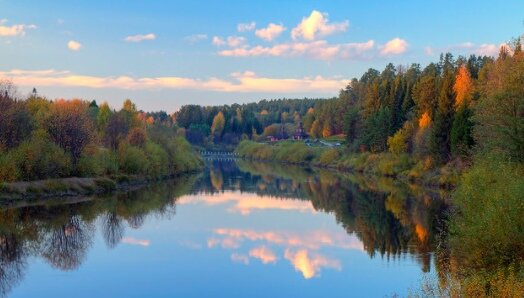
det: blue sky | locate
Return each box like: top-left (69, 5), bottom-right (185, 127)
top-left (1, 0), bottom-right (523, 111)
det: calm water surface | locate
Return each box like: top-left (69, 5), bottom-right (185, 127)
top-left (0, 160), bottom-right (449, 297)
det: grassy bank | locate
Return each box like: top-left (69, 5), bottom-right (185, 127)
top-left (0, 168), bottom-right (202, 201)
top-left (235, 140), bottom-right (461, 187)
top-left (1, 177), bottom-right (122, 200)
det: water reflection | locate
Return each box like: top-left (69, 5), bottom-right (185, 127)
top-left (0, 160), bottom-right (449, 297)
top-left (205, 225), bottom-right (361, 278)
top-left (0, 175), bottom-right (197, 297)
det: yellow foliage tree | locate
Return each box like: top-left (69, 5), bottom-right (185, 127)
top-left (310, 120), bottom-right (321, 138)
top-left (211, 111), bottom-right (225, 136)
top-left (387, 128), bottom-right (408, 154)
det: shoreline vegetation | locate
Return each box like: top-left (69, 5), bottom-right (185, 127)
top-left (0, 94), bottom-right (204, 199)
top-left (235, 140), bottom-right (461, 188)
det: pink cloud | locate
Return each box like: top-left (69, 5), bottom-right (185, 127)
top-left (255, 23), bottom-right (286, 41)
top-left (178, 192), bottom-right (316, 215)
top-left (0, 19), bottom-right (37, 37)
top-left (249, 246), bottom-right (277, 264)
top-left (284, 249), bottom-right (341, 279)
top-left (291, 10), bottom-right (348, 40)
top-left (0, 69), bottom-right (348, 94)
top-left (122, 237), bottom-right (150, 247)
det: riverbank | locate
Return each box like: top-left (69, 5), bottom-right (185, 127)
top-left (0, 134), bottom-right (205, 201)
top-left (0, 173), bottom-right (199, 201)
top-left (235, 140), bottom-right (464, 188)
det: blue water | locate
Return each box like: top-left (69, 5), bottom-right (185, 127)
top-left (1, 160), bottom-right (445, 297)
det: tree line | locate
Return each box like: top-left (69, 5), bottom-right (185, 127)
top-left (174, 98), bottom-right (325, 145)
top-left (0, 90), bottom-right (202, 182)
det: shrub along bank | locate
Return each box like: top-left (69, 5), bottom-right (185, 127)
top-left (235, 140), bottom-right (461, 187)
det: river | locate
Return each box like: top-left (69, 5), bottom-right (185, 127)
top-left (0, 159), bottom-right (449, 297)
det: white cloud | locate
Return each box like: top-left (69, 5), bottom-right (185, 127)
top-left (457, 42), bottom-right (475, 49)
top-left (185, 34), bottom-right (208, 43)
top-left (430, 42), bottom-right (512, 57)
top-left (237, 22), bottom-right (256, 32)
top-left (124, 33), bottom-right (156, 42)
top-left (291, 10), bottom-right (348, 40)
top-left (1, 68), bottom-right (349, 94)
top-left (213, 36), bottom-right (247, 48)
top-left (0, 19), bottom-right (37, 37)
top-left (67, 40), bottom-right (82, 51)
top-left (255, 23), bottom-right (286, 41)
top-left (212, 36), bottom-right (225, 46)
top-left (424, 46), bottom-right (434, 56)
top-left (219, 40), bottom-right (375, 60)
top-left (475, 43), bottom-right (511, 57)
top-left (212, 228), bottom-right (364, 251)
top-left (380, 38), bottom-right (408, 56)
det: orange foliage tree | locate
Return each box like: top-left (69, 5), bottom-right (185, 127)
top-left (453, 64), bottom-right (473, 110)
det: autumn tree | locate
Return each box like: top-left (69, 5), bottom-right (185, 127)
top-left (322, 121), bottom-right (332, 138)
top-left (453, 64), bottom-right (474, 110)
top-left (44, 99), bottom-right (94, 165)
top-left (211, 111), bottom-right (225, 141)
top-left (127, 127), bottom-right (147, 147)
top-left (309, 120), bottom-right (322, 138)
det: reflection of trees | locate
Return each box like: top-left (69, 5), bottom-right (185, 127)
top-left (40, 215), bottom-right (94, 271)
top-left (126, 214), bottom-right (145, 229)
top-left (0, 160), bottom-right (449, 292)
top-left (0, 173), bottom-right (199, 294)
top-left (0, 234), bottom-right (26, 297)
top-left (102, 212), bottom-right (125, 249)
top-left (230, 159), bottom-right (449, 273)
top-left (209, 164), bottom-right (224, 191)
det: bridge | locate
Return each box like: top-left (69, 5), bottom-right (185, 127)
top-left (199, 151), bottom-right (239, 161)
